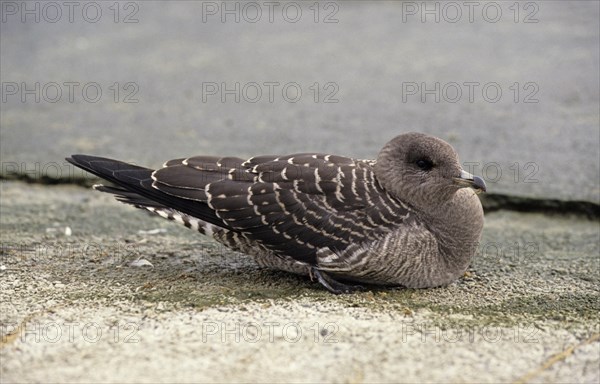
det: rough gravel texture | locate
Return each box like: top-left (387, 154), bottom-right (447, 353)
top-left (1, 182), bottom-right (598, 383)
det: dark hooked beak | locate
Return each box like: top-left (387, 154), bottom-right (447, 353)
top-left (453, 170), bottom-right (487, 193)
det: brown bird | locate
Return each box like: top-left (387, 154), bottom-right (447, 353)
top-left (67, 132), bottom-right (486, 293)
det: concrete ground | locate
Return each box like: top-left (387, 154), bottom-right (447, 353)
top-left (1, 1), bottom-right (599, 383)
top-left (0, 182), bottom-right (598, 383)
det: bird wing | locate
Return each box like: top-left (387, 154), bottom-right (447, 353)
top-left (65, 154), bottom-right (226, 228)
top-left (151, 153), bottom-right (415, 265)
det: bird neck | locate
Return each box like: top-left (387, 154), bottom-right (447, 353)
top-left (421, 189), bottom-right (484, 276)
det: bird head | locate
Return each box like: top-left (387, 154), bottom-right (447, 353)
top-left (375, 132), bottom-right (486, 212)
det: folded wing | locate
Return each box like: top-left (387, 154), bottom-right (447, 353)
top-left (151, 153), bottom-right (414, 264)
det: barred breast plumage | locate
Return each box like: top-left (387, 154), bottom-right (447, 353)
top-left (66, 132), bottom-right (486, 293)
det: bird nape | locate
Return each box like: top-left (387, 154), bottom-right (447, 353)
top-left (66, 132), bottom-right (486, 294)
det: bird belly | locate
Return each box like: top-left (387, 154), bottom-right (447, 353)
top-left (316, 228), bottom-right (460, 288)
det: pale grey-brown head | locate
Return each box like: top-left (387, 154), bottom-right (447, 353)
top-left (374, 132), bottom-right (486, 213)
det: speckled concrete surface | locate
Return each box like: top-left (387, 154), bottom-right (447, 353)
top-left (0, 182), bottom-right (598, 383)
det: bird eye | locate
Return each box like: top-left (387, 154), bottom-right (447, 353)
top-left (416, 159), bottom-right (433, 171)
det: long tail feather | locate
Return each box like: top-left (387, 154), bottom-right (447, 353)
top-left (66, 155), bottom-right (226, 228)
